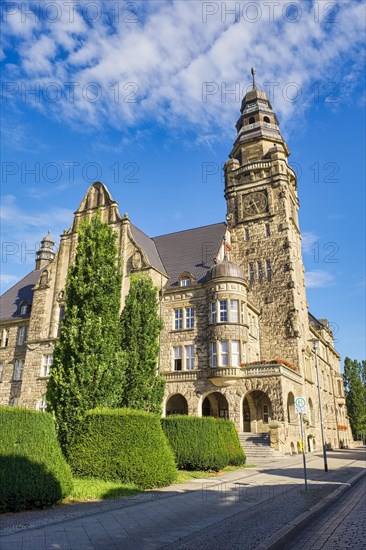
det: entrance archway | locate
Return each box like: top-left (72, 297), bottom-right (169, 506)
top-left (165, 394), bottom-right (188, 416)
top-left (242, 390), bottom-right (272, 433)
top-left (202, 392), bottom-right (229, 419)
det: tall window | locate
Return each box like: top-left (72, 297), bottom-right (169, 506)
top-left (185, 307), bottom-right (195, 329)
top-left (266, 259), bottom-right (272, 280)
top-left (9, 396), bottom-right (18, 407)
top-left (231, 341), bottom-right (240, 366)
top-left (173, 347), bottom-right (182, 371)
top-left (17, 326), bottom-right (26, 345)
top-left (13, 359), bottom-right (23, 381)
top-left (185, 345), bottom-right (194, 370)
top-left (219, 300), bottom-right (228, 322)
top-left (265, 224), bottom-right (271, 237)
top-left (1, 329), bottom-right (9, 348)
top-left (257, 261), bottom-right (263, 281)
top-left (249, 263), bottom-right (255, 283)
top-left (230, 300), bottom-right (239, 322)
top-left (37, 396), bottom-right (47, 413)
top-left (0, 362), bottom-right (4, 382)
top-left (174, 308), bottom-right (183, 330)
top-left (210, 302), bottom-right (217, 324)
top-left (220, 341), bottom-right (229, 366)
top-left (57, 306), bottom-right (65, 337)
top-left (244, 228), bottom-right (250, 241)
top-left (241, 302), bottom-right (245, 324)
top-left (210, 342), bottom-right (217, 367)
top-left (41, 355), bottom-right (53, 378)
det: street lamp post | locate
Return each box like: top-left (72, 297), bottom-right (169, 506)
top-left (313, 338), bottom-right (328, 472)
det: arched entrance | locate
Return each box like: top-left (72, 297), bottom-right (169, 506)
top-left (242, 391), bottom-right (272, 433)
top-left (202, 392), bottom-right (229, 419)
top-left (165, 394), bottom-right (188, 416)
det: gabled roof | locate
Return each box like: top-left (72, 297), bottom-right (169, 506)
top-left (0, 270), bottom-right (42, 322)
top-left (153, 222), bottom-right (226, 287)
top-left (130, 224), bottom-right (166, 275)
top-left (308, 312), bottom-right (325, 330)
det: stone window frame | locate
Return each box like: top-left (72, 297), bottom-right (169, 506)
top-left (13, 359), bottom-right (23, 381)
top-left (0, 362), bottom-right (4, 382)
top-left (265, 223), bottom-right (271, 237)
top-left (248, 263), bottom-right (255, 283)
top-left (210, 299), bottom-right (241, 325)
top-left (172, 344), bottom-right (195, 371)
top-left (17, 325), bottom-right (27, 346)
top-left (1, 328), bottom-right (9, 348)
top-left (185, 345), bottom-right (195, 370)
top-left (210, 339), bottom-right (242, 368)
top-left (173, 307), bottom-right (195, 331)
top-left (257, 261), bottom-right (263, 281)
top-left (40, 354), bottom-right (53, 378)
top-left (266, 259), bottom-right (272, 280)
top-left (244, 228), bottom-right (250, 241)
top-left (36, 395), bottom-right (47, 413)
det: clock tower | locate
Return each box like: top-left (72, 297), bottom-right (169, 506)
top-left (225, 69), bottom-right (309, 369)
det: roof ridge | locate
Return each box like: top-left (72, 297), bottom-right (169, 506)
top-left (153, 221), bottom-right (225, 239)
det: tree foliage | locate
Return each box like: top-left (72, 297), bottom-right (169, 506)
top-left (47, 216), bottom-right (125, 454)
top-left (343, 357), bottom-right (366, 439)
top-left (120, 274), bottom-right (164, 413)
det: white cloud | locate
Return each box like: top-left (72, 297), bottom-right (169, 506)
top-left (305, 270), bottom-right (335, 288)
top-left (302, 231), bottom-right (319, 254)
top-left (1, 0), bottom-right (365, 138)
top-left (0, 273), bottom-right (19, 289)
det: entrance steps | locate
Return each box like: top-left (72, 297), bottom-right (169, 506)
top-left (238, 432), bottom-right (285, 464)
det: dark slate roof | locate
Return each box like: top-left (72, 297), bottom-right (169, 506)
top-left (153, 223), bottom-right (226, 287)
top-left (0, 270), bottom-right (42, 322)
top-left (308, 312), bottom-right (325, 330)
top-left (130, 224), bottom-right (166, 275)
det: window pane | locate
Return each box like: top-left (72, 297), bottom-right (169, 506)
top-left (231, 340), bottom-right (240, 366)
top-left (173, 347), bottom-right (182, 371)
top-left (185, 345), bottom-right (194, 370)
top-left (220, 341), bottom-right (229, 366)
top-left (230, 300), bottom-right (239, 322)
top-left (13, 360), bottom-right (23, 381)
top-left (174, 309), bottom-right (183, 330)
top-left (210, 302), bottom-right (217, 323)
top-left (219, 300), bottom-right (228, 322)
top-left (211, 342), bottom-right (217, 367)
top-left (185, 307), bottom-right (195, 329)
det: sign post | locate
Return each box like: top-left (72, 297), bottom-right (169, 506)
top-left (295, 397), bottom-right (308, 491)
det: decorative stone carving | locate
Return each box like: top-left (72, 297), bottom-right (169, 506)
top-left (287, 309), bottom-right (300, 338)
top-left (132, 251), bottom-right (143, 270)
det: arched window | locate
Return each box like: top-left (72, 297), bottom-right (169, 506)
top-left (249, 116), bottom-right (255, 124)
top-left (308, 398), bottom-right (314, 425)
top-left (263, 116), bottom-right (270, 123)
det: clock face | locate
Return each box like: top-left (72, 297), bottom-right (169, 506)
top-left (243, 192), bottom-right (267, 215)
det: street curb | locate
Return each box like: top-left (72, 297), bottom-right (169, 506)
top-left (255, 469), bottom-right (366, 550)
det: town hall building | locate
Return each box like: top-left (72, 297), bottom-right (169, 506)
top-left (0, 73), bottom-right (353, 455)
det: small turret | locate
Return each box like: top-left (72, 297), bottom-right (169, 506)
top-left (35, 231), bottom-right (55, 270)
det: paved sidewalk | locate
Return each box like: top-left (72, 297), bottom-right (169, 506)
top-left (0, 449), bottom-right (365, 550)
top-left (286, 475), bottom-right (366, 549)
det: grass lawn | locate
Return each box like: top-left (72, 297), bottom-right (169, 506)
top-left (63, 477), bottom-right (141, 503)
top-left (63, 464), bottom-right (255, 503)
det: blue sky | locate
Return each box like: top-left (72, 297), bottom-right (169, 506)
top-left (1, 0), bottom-right (365, 363)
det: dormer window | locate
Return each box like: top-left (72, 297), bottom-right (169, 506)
top-left (20, 302), bottom-right (29, 315)
top-left (178, 272), bottom-right (194, 287)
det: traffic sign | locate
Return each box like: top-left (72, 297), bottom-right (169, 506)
top-left (295, 396), bottom-right (307, 414)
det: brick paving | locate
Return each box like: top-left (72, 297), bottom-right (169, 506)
top-left (0, 449), bottom-right (365, 550)
top-left (287, 475), bottom-right (366, 550)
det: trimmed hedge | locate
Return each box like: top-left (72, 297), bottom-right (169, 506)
top-left (0, 406), bottom-right (73, 512)
top-left (67, 408), bottom-right (177, 489)
top-left (162, 416), bottom-right (244, 471)
top-left (217, 419), bottom-right (246, 466)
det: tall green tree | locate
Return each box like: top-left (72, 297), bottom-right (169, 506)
top-left (120, 274), bottom-right (164, 413)
top-left (343, 357), bottom-right (366, 440)
top-left (47, 216), bottom-right (125, 454)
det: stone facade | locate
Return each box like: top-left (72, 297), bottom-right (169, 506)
top-left (0, 81), bottom-right (353, 454)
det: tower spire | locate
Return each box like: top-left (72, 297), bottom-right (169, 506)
top-left (251, 67), bottom-right (256, 90)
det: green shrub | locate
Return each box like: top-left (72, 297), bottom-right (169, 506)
top-left (217, 419), bottom-right (246, 466)
top-left (0, 406), bottom-right (73, 512)
top-left (162, 416), bottom-right (232, 471)
top-left (67, 408), bottom-right (177, 489)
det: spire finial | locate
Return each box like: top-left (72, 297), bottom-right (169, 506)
top-left (251, 67), bottom-right (256, 90)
